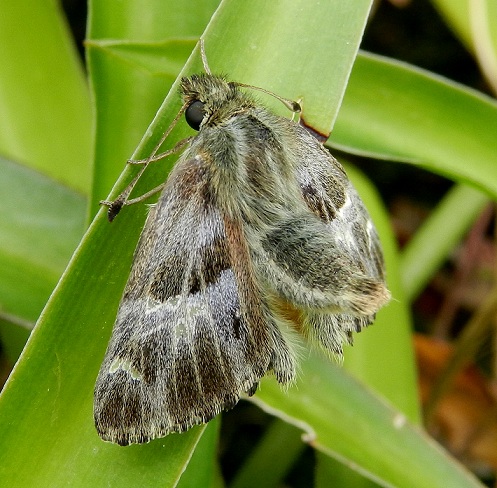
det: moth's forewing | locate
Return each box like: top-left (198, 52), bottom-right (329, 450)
top-left (251, 121), bottom-right (390, 354)
top-left (94, 156), bottom-right (291, 446)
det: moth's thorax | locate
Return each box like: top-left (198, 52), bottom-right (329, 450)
top-left (180, 74), bottom-right (332, 225)
top-left (185, 105), bottom-right (303, 223)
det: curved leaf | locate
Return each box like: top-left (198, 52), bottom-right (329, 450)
top-left (0, 0), bottom-right (91, 193)
top-left (251, 351), bottom-right (482, 488)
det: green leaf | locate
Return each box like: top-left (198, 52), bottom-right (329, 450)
top-left (251, 352), bottom-right (482, 488)
top-left (177, 419), bottom-right (220, 488)
top-left (431, 0), bottom-right (497, 93)
top-left (332, 52), bottom-right (497, 198)
top-left (0, 0), bottom-right (92, 193)
top-left (0, 0), bottom-right (91, 364)
top-left (0, 158), bottom-right (85, 324)
top-left (230, 419), bottom-right (305, 488)
top-left (315, 452), bottom-right (380, 488)
top-left (429, 0), bottom-right (473, 50)
top-left (400, 184), bottom-right (489, 301)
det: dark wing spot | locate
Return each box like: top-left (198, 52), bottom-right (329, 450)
top-left (148, 255), bottom-right (185, 301)
top-left (301, 183), bottom-right (337, 221)
top-left (245, 115), bottom-right (279, 146)
top-left (192, 237), bottom-right (232, 294)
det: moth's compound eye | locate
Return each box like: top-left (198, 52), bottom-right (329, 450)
top-left (185, 100), bottom-right (205, 131)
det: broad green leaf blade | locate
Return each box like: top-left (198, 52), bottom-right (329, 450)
top-left (251, 352), bottom-right (483, 488)
top-left (331, 52), bottom-right (497, 198)
top-left (467, 0), bottom-right (497, 93)
top-left (315, 452), bottom-right (381, 488)
top-left (230, 419), bottom-right (305, 488)
top-left (199, 0), bottom-right (373, 134)
top-left (0, 157), bottom-right (85, 323)
top-left (431, 0), bottom-right (497, 93)
top-left (177, 419), bottom-right (220, 488)
top-left (89, 0), bottom-right (220, 40)
top-left (430, 0), bottom-right (472, 50)
top-left (0, 0), bottom-right (91, 366)
top-left (0, 0), bottom-right (92, 193)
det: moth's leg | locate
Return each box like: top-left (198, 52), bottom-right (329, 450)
top-left (100, 163), bottom-right (151, 221)
top-left (127, 100), bottom-right (190, 165)
top-left (128, 136), bottom-right (193, 165)
top-left (101, 100), bottom-right (192, 221)
top-left (100, 136), bottom-right (194, 221)
top-left (101, 173), bottom-right (168, 222)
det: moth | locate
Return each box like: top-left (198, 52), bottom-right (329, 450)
top-left (94, 42), bottom-right (390, 446)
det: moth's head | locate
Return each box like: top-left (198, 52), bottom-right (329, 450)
top-left (180, 74), bottom-right (255, 131)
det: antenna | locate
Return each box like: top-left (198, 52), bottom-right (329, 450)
top-left (199, 38), bottom-right (301, 115)
top-left (199, 38), bottom-right (212, 75)
top-left (235, 82), bottom-right (301, 114)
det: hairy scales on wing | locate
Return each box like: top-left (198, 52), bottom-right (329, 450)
top-left (180, 82), bottom-right (389, 354)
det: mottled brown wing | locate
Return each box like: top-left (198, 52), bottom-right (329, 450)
top-left (253, 124), bottom-right (390, 354)
top-left (94, 157), bottom-right (293, 446)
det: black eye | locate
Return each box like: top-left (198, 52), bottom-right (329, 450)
top-left (185, 100), bottom-right (205, 131)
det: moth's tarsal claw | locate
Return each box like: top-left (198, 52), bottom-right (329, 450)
top-left (100, 199), bottom-right (124, 222)
top-left (108, 202), bottom-right (124, 222)
top-left (246, 382), bottom-right (259, 397)
top-left (291, 101), bottom-right (302, 113)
